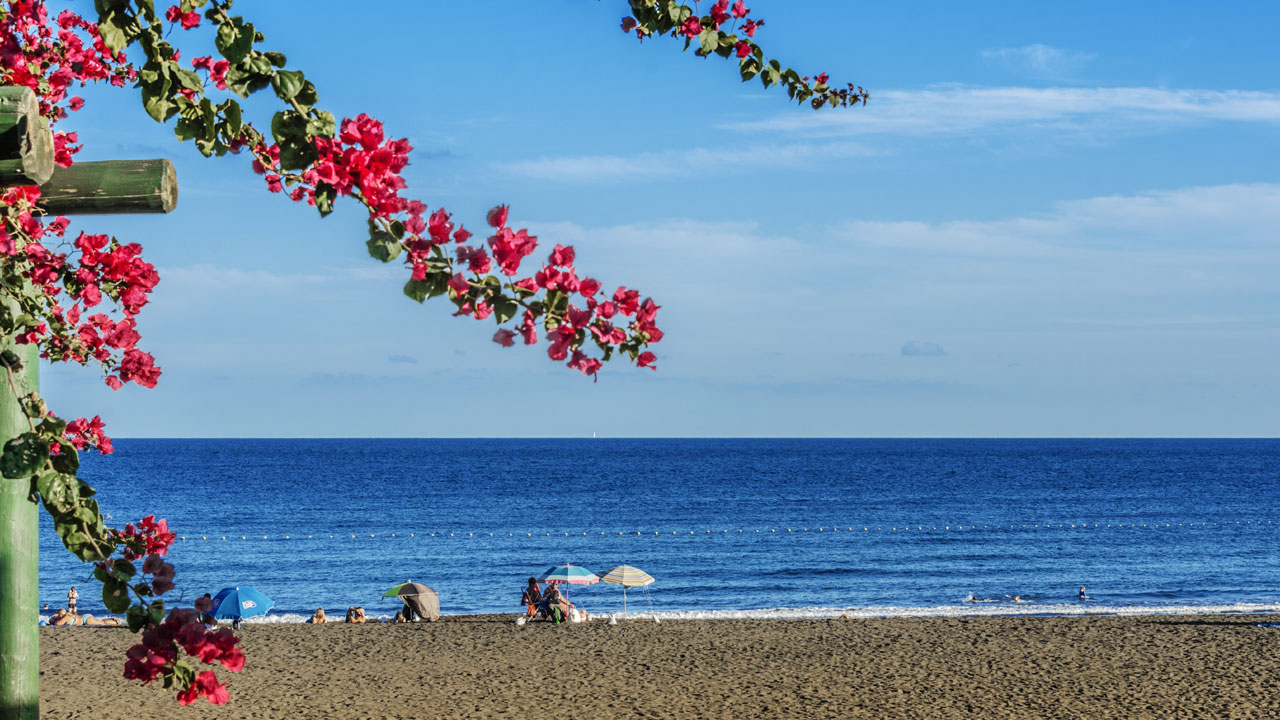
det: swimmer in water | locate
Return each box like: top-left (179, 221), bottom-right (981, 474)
top-left (1078, 585), bottom-right (1089, 601)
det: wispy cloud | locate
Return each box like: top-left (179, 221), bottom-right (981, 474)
top-left (502, 86), bottom-right (1280, 183)
top-left (722, 86), bottom-right (1280, 137)
top-left (981, 44), bottom-right (1096, 79)
top-left (901, 341), bottom-right (947, 357)
top-left (497, 141), bottom-right (874, 183)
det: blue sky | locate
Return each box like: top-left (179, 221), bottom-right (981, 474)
top-left (40, 1), bottom-right (1280, 437)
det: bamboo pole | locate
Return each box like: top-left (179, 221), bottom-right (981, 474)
top-left (0, 87), bottom-right (53, 187)
top-left (0, 300), bottom-right (39, 720)
top-left (38, 159), bottom-right (178, 215)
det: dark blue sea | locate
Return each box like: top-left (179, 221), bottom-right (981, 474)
top-left (36, 439), bottom-right (1280, 622)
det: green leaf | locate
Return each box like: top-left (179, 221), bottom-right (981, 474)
top-left (314, 184), bottom-right (337, 217)
top-left (306, 110), bottom-right (336, 139)
top-left (51, 446), bottom-right (78, 475)
top-left (1, 433), bottom-right (47, 479)
top-left (126, 603), bottom-right (151, 631)
top-left (102, 578), bottom-right (131, 614)
top-left (403, 279), bottom-right (431, 303)
top-left (215, 18), bottom-right (255, 63)
top-left (174, 117), bottom-right (202, 142)
top-left (96, 11), bottom-right (128, 52)
top-left (493, 297), bottom-right (519, 325)
top-left (142, 84), bottom-right (172, 123)
top-left (271, 69), bottom-right (305, 100)
top-left (698, 29), bottom-right (718, 55)
top-left (366, 232), bottom-right (402, 263)
top-left (113, 558), bottom-right (137, 580)
top-left (294, 81), bottom-right (319, 109)
top-left (271, 110), bottom-right (317, 170)
top-left (264, 51), bottom-right (287, 67)
top-left (222, 99), bottom-right (243, 138)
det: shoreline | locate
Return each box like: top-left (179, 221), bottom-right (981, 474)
top-left (41, 612), bottom-right (1280, 719)
top-left (39, 601), bottom-right (1280, 625)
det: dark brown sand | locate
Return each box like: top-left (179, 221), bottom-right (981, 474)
top-left (39, 614), bottom-right (1280, 719)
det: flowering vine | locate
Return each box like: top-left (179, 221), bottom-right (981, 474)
top-left (623, 0), bottom-right (869, 109)
top-left (0, 0), bottom-right (867, 707)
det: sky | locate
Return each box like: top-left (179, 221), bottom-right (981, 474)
top-left (38, 0), bottom-right (1280, 437)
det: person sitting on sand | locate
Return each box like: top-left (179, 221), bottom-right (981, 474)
top-left (196, 593), bottom-right (217, 627)
top-left (309, 608), bottom-right (327, 624)
top-left (345, 606), bottom-right (366, 624)
top-left (542, 584), bottom-right (576, 623)
top-left (521, 577), bottom-right (543, 618)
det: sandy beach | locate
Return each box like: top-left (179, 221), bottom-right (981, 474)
top-left (37, 613), bottom-right (1280, 719)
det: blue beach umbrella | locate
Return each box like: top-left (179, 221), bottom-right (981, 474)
top-left (210, 586), bottom-right (274, 620)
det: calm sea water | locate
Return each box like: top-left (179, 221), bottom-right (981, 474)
top-left (36, 439), bottom-right (1280, 621)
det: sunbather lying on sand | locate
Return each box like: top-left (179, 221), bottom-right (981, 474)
top-left (49, 609), bottom-right (79, 626)
top-left (82, 614), bottom-right (123, 626)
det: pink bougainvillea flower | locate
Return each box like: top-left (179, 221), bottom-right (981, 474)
top-left (637, 351), bottom-right (658, 370)
top-left (548, 243), bottom-right (575, 268)
top-left (446, 273), bottom-right (470, 298)
top-left (486, 204), bottom-right (509, 228)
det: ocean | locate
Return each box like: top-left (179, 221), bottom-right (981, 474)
top-left (36, 439), bottom-right (1280, 622)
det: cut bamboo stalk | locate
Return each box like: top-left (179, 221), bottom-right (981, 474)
top-left (0, 87), bottom-right (53, 187)
top-left (38, 159), bottom-right (178, 215)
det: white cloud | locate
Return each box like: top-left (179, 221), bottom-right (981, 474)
top-left (981, 44), bottom-right (1096, 79)
top-left (500, 86), bottom-right (1280, 183)
top-left (722, 86), bottom-right (1280, 137)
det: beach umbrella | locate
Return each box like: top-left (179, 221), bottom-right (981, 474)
top-left (541, 564), bottom-right (598, 602)
top-left (382, 581), bottom-right (433, 598)
top-left (599, 565), bottom-right (655, 616)
top-left (541, 564), bottom-right (600, 585)
top-left (381, 581), bottom-right (440, 621)
top-left (209, 586), bottom-right (273, 621)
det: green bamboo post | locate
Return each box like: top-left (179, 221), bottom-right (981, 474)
top-left (0, 83), bottom-right (178, 715)
top-left (38, 159), bottom-right (178, 215)
top-left (0, 87), bottom-right (53, 187)
top-left (0, 303), bottom-right (39, 720)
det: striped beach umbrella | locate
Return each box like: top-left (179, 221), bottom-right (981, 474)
top-left (599, 565), bottom-right (655, 616)
top-left (599, 565), bottom-right (655, 588)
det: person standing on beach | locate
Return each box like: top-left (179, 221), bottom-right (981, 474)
top-left (66, 587), bottom-right (78, 615)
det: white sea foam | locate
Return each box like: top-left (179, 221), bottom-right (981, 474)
top-left (642, 602), bottom-right (1280, 620)
top-left (38, 604), bottom-right (1280, 625)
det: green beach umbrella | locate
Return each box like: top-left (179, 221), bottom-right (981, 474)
top-left (599, 565), bottom-right (655, 616)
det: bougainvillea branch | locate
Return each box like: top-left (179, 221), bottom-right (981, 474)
top-left (99, 0), bottom-right (665, 381)
top-left (623, 0), bottom-right (870, 109)
top-left (0, 0), bottom-right (867, 707)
